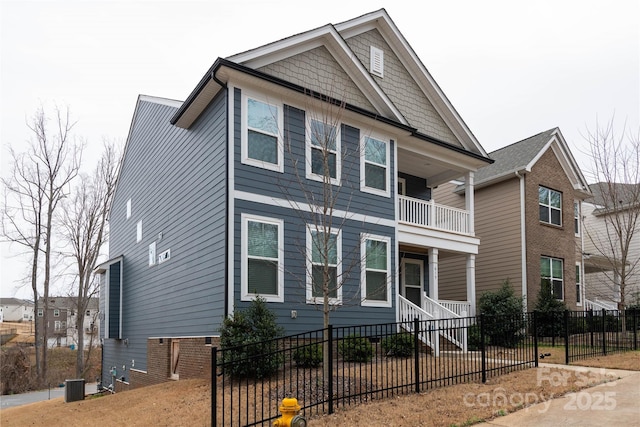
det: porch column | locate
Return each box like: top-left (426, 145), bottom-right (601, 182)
top-left (466, 254), bottom-right (476, 316)
top-left (465, 171), bottom-right (475, 235)
top-left (429, 248), bottom-right (439, 301)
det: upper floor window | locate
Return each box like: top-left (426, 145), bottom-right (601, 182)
top-left (241, 214), bottom-right (284, 302)
top-left (574, 202), bottom-right (580, 235)
top-left (242, 94), bottom-right (283, 172)
top-left (307, 227), bottom-right (342, 305)
top-left (361, 234), bottom-right (392, 307)
top-left (37, 308), bottom-right (43, 317)
top-left (539, 186), bottom-right (562, 226)
top-left (306, 118), bottom-right (340, 185)
top-left (53, 309), bottom-right (60, 317)
top-left (541, 256), bottom-right (564, 300)
top-left (362, 135), bottom-right (390, 196)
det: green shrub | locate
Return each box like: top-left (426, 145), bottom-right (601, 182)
top-left (478, 280), bottom-right (525, 348)
top-left (220, 297), bottom-right (285, 378)
top-left (466, 323), bottom-right (488, 351)
top-left (338, 334), bottom-right (373, 362)
top-left (293, 343), bottom-right (323, 367)
top-left (381, 332), bottom-right (414, 357)
top-left (534, 281), bottom-right (567, 337)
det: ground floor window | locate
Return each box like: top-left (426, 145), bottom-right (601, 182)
top-left (541, 256), bottom-right (564, 300)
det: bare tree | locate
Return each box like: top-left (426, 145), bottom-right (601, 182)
top-left (583, 118), bottom-right (640, 314)
top-left (58, 141), bottom-right (120, 377)
top-left (1, 105), bottom-right (81, 385)
top-left (277, 93), bottom-right (391, 373)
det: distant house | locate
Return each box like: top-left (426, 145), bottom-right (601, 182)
top-left (96, 9), bottom-right (493, 389)
top-left (36, 297), bottom-right (100, 348)
top-left (0, 298), bottom-right (34, 323)
top-left (582, 183), bottom-right (640, 310)
top-left (433, 128), bottom-right (592, 310)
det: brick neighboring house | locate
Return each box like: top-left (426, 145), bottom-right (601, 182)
top-left (0, 298), bottom-right (34, 323)
top-left (582, 183), bottom-right (640, 310)
top-left (36, 297), bottom-right (100, 348)
top-left (96, 9), bottom-right (494, 390)
top-left (433, 128), bottom-right (592, 310)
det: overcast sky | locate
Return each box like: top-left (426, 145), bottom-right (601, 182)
top-left (1, 0), bottom-right (638, 299)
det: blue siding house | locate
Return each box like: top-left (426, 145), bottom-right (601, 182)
top-left (97, 9), bottom-right (492, 388)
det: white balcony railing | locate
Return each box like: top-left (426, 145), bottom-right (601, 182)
top-left (398, 196), bottom-right (470, 235)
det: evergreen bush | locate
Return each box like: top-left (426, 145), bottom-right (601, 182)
top-left (338, 334), bottom-right (373, 362)
top-left (477, 280), bottom-right (525, 348)
top-left (293, 343), bottom-right (323, 367)
top-left (534, 280), bottom-right (567, 337)
top-left (381, 332), bottom-right (414, 357)
top-left (219, 297), bottom-right (285, 378)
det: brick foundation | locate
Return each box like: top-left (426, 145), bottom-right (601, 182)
top-left (127, 336), bottom-right (220, 390)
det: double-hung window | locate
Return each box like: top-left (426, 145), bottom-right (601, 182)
top-left (575, 263), bottom-right (582, 304)
top-left (574, 202), bottom-right (580, 235)
top-left (541, 256), bottom-right (564, 300)
top-left (242, 94), bottom-right (283, 172)
top-left (362, 135), bottom-right (390, 196)
top-left (53, 309), bottom-right (60, 317)
top-left (241, 214), bottom-right (284, 302)
top-left (361, 234), bottom-right (392, 307)
top-left (307, 118), bottom-right (340, 185)
top-left (307, 227), bottom-right (341, 304)
top-left (539, 186), bottom-right (562, 226)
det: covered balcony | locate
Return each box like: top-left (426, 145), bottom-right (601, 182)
top-left (398, 195), bottom-right (471, 235)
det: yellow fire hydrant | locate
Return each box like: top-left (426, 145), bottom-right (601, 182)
top-left (273, 397), bottom-right (306, 427)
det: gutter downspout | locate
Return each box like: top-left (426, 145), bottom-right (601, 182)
top-left (208, 68), bottom-right (231, 318)
top-left (515, 171), bottom-right (528, 311)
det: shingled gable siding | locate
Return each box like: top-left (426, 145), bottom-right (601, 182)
top-left (232, 87), bottom-right (396, 333)
top-left (101, 93), bottom-right (228, 387)
top-left (344, 29), bottom-right (459, 146)
top-left (525, 149), bottom-right (580, 309)
top-left (258, 46), bottom-right (376, 113)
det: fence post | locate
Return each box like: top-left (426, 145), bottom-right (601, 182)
top-left (414, 317), bottom-right (420, 393)
top-left (328, 324), bottom-right (334, 415)
top-left (211, 346), bottom-right (217, 427)
top-left (589, 309), bottom-right (594, 348)
top-left (564, 310), bottom-right (570, 364)
top-left (633, 309), bottom-right (638, 351)
top-left (601, 309), bottom-right (607, 356)
top-left (533, 311), bottom-right (539, 368)
top-left (480, 314), bottom-right (486, 383)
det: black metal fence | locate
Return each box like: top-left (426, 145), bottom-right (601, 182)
top-left (535, 309), bottom-right (639, 363)
top-left (211, 313), bottom-right (538, 426)
top-left (210, 310), bottom-right (638, 426)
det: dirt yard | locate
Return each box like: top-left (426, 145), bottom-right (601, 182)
top-left (1, 351), bottom-right (638, 426)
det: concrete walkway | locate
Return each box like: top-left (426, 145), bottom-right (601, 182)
top-left (476, 364), bottom-right (640, 426)
top-left (0, 382), bottom-right (98, 409)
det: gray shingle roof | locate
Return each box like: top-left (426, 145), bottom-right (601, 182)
top-left (474, 128), bottom-right (558, 186)
top-left (0, 298), bottom-right (33, 306)
top-left (588, 182), bottom-right (640, 207)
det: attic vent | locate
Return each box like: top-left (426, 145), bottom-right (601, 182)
top-left (370, 46), bottom-right (384, 78)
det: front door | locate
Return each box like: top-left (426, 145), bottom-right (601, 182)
top-left (401, 258), bottom-right (423, 307)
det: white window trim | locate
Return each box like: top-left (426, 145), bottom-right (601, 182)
top-left (576, 262), bottom-right (582, 306)
top-left (574, 202), bottom-right (581, 236)
top-left (361, 233), bottom-right (392, 307)
top-left (241, 213), bottom-right (284, 303)
top-left (306, 226), bottom-right (342, 305)
top-left (305, 116), bottom-right (341, 186)
top-left (541, 256), bottom-right (564, 301)
top-left (539, 186), bottom-right (562, 226)
top-left (241, 92), bottom-right (284, 173)
top-left (361, 133), bottom-right (391, 197)
top-left (136, 220), bottom-right (143, 243)
top-left (397, 177), bottom-right (406, 196)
